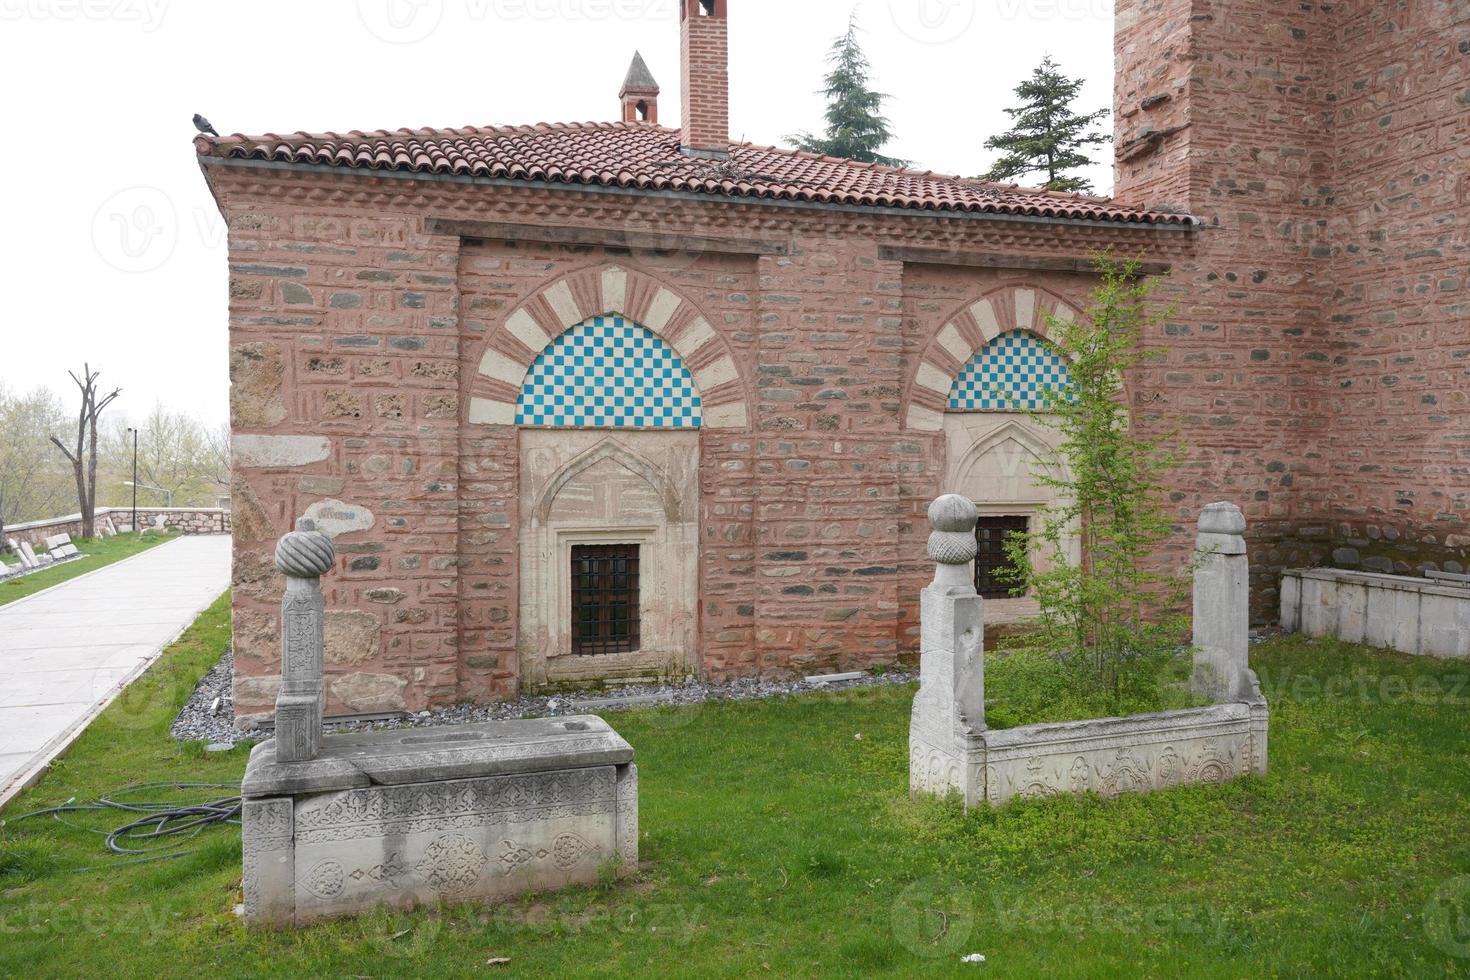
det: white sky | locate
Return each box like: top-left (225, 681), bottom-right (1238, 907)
top-left (0, 0), bottom-right (1116, 427)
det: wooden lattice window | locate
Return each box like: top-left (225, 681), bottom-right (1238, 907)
top-left (974, 516), bottom-right (1028, 599)
top-left (571, 544), bottom-right (641, 655)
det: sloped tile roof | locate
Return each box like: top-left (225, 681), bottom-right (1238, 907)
top-left (196, 121), bottom-right (1192, 226)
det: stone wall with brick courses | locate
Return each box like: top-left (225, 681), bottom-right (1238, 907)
top-left (1115, 0), bottom-right (1347, 616)
top-left (204, 161), bottom-right (1192, 715)
top-left (225, 202), bottom-right (465, 720)
top-left (1322, 1), bottom-right (1470, 572)
top-left (1115, 0), bottom-right (1470, 604)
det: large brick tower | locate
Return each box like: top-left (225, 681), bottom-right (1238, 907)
top-left (1114, 0), bottom-right (1470, 614)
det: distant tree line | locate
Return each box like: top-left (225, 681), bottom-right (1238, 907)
top-left (0, 381), bottom-right (228, 538)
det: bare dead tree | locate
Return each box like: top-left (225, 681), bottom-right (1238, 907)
top-left (49, 365), bottom-right (122, 538)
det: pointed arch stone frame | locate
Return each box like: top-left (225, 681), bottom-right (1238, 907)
top-left (532, 437), bottom-right (688, 526)
top-left (465, 263), bottom-right (751, 431)
top-left (903, 282), bottom-right (1084, 432)
top-left (518, 430), bottom-right (702, 688)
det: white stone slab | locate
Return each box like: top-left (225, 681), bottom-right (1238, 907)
top-left (234, 434), bottom-right (332, 468)
top-left (1282, 567), bottom-right (1470, 659)
top-left (301, 499), bottom-right (375, 537)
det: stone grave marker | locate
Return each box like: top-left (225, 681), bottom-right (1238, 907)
top-left (910, 494), bottom-right (1267, 806)
top-left (242, 518), bottom-right (639, 924)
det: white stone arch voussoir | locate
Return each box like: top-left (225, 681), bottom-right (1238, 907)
top-left (467, 263), bottom-right (750, 430)
top-left (904, 282), bottom-right (1085, 433)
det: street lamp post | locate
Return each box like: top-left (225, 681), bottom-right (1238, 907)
top-left (127, 427), bottom-right (137, 534)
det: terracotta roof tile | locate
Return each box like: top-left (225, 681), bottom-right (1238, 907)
top-left (196, 121), bottom-right (1192, 226)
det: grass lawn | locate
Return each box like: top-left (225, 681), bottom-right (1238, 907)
top-left (0, 531), bottom-right (175, 607)
top-left (2, 597), bottom-right (1469, 978)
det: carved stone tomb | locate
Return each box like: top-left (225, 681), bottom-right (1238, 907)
top-left (242, 521), bottom-right (638, 925)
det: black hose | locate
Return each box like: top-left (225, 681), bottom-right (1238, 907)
top-left (5, 782), bottom-right (241, 871)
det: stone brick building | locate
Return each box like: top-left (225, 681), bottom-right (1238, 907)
top-left (1114, 0), bottom-right (1470, 607)
top-left (200, 0), bottom-right (1466, 723)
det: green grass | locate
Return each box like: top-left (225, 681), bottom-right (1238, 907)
top-left (983, 645), bottom-right (1208, 728)
top-left (0, 531), bottom-right (174, 607)
top-left (3, 607), bottom-right (1469, 978)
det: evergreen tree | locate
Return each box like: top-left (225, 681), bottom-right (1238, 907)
top-left (789, 13), bottom-right (906, 168)
top-left (980, 56), bottom-right (1111, 193)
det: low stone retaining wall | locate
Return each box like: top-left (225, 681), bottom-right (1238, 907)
top-left (4, 507), bottom-right (231, 549)
top-left (1281, 567), bottom-right (1470, 659)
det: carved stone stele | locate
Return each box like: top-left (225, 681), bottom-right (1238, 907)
top-left (273, 518), bottom-right (334, 764)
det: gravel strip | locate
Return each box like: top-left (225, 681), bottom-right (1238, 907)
top-left (170, 648), bottom-right (238, 743)
top-left (171, 652), bottom-right (918, 747)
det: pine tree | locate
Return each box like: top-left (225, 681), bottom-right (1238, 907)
top-left (788, 13), bottom-right (906, 168)
top-left (980, 56), bottom-right (1111, 193)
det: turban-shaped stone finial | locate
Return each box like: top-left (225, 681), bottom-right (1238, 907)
top-left (275, 517), bottom-right (336, 578)
top-left (927, 494), bottom-right (978, 566)
top-left (1197, 501), bottom-right (1246, 536)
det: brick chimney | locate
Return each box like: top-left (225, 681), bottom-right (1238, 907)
top-left (619, 51), bottom-right (659, 124)
top-left (680, 0), bottom-right (729, 158)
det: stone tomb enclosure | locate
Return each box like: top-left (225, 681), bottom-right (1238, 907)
top-left (242, 520), bottom-right (638, 925)
top-left (910, 496), bottom-right (1269, 807)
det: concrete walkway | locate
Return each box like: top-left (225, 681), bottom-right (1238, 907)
top-left (0, 535), bottom-right (232, 807)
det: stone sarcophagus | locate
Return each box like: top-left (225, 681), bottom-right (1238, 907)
top-left (242, 521), bottom-right (637, 925)
top-left (241, 716), bottom-right (639, 924)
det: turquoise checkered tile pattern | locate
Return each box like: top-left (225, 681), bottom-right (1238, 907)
top-left (515, 314), bottom-right (702, 428)
top-left (947, 330), bottom-right (1072, 411)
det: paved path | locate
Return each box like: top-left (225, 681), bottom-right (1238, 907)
top-left (0, 535), bottom-right (232, 806)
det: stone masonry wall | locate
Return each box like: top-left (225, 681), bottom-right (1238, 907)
top-left (1323, 1), bottom-right (1470, 574)
top-left (207, 162), bottom-right (1192, 720)
top-left (1113, 0), bottom-right (1470, 614)
top-left (4, 507), bottom-right (230, 549)
top-left (1111, 0), bottom-right (1470, 617)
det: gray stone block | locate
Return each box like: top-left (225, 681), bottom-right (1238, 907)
top-left (241, 715), bottom-right (638, 924)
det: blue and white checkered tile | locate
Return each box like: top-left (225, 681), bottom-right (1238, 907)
top-left (947, 330), bottom-right (1073, 411)
top-left (516, 314), bottom-right (702, 428)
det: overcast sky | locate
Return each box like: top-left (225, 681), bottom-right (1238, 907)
top-left (0, 0), bottom-right (1116, 427)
